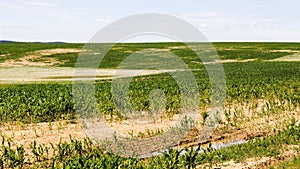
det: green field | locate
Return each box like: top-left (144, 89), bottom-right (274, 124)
top-left (0, 42), bottom-right (299, 168)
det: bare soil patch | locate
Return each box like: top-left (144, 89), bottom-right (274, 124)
top-left (268, 49), bottom-right (300, 62)
top-left (0, 99), bottom-right (298, 166)
top-left (180, 99), bottom-right (300, 149)
top-left (0, 54), bottom-right (10, 57)
top-left (0, 48), bottom-right (81, 66)
top-left (191, 59), bottom-right (257, 65)
top-left (167, 46), bottom-right (189, 50)
top-left (269, 49), bottom-right (300, 53)
top-left (0, 120), bottom-right (85, 147)
top-left (108, 113), bottom-right (202, 138)
top-left (271, 53), bottom-right (300, 62)
top-left (219, 58), bottom-right (257, 63)
top-left (0, 66), bottom-right (175, 83)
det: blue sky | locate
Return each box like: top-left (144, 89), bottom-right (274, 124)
top-left (1, 0), bottom-right (300, 42)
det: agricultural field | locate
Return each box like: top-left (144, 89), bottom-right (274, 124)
top-left (0, 42), bottom-right (299, 168)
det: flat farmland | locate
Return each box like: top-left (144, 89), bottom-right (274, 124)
top-left (0, 42), bottom-right (299, 168)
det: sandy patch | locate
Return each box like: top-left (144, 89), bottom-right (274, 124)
top-left (0, 48), bottom-right (81, 66)
top-left (35, 48), bottom-right (81, 55)
top-left (0, 66), bottom-right (177, 83)
top-left (216, 46), bottom-right (255, 51)
top-left (219, 58), bottom-right (257, 63)
top-left (223, 99), bottom-right (300, 133)
top-left (140, 48), bottom-right (170, 52)
top-left (0, 98), bottom-right (298, 163)
top-left (180, 99), bottom-right (300, 149)
top-left (216, 47), bottom-right (238, 51)
top-left (0, 117), bottom-right (298, 167)
top-left (0, 113), bottom-right (201, 159)
top-left (0, 53), bottom-right (10, 57)
top-left (108, 113), bottom-right (201, 138)
top-left (191, 59), bottom-right (257, 65)
top-left (268, 49), bottom-right (300, 61)
top-left (269, 49), bottom-right (300, 53)
top-left (0, 120), bottom-right (85, 147)
top-left (271, 53), bottom-right (300, 61)
top-left (168, 46), bottom-right (189, 50)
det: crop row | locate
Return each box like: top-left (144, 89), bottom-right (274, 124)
top-left (0, 42), bottom-right (83, 62)
top-left (2, 42), bottom-right (298, 68)
top-left (0, 62), bottom-right (299, 124)
top-left (0, 119), bottom-right (299, 168)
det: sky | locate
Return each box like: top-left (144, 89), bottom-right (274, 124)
top-left (1, 0), bottom-right (300, 42)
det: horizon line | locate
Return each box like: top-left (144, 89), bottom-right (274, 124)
top-left (2, 39), bottom-right (300, 43)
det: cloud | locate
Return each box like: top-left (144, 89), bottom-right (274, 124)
top-left (24, 1), bottom-right (59, 7)
top-left (180, 12), bottom-right (276, 31)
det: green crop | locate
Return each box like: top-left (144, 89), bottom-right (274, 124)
top-left (0, 61), bottom-right (300, 124)
top-left (0, 42), bottom-right (83, 62)
top-left (0, 120), bottom-right (298, 168)
top-left (0, 83), bottom-right (75, 123)
top-left (0, 42), bottom-right (300, 168)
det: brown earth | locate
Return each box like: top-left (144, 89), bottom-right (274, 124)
top-left (0, 99), bottom-right (298, 167)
